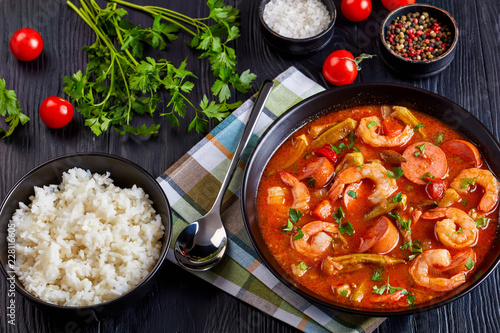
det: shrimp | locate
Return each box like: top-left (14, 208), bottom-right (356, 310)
top-left (409, 249), bottom-right (466, 292)
top-left (328, 163), bottom-right (398, 205)
top-left (450, 168), bottom-right (500, 213)
top-left (292, 221), bottom-right (338, 258)
top-left (421, 207), bottom-right (478, 249)
top-left (278, 170), bottom-right (310, 211)
top-left (357, 116), bottom-right (414, 148)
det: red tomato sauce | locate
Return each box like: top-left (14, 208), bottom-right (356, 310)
top-left (256, 105), bottom-right (499, 309)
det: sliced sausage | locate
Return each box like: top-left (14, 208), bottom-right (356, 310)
top-left (298, 157), bottom-right (335, 188)
top-left (357, 216), bottom-right (400, 254)
top-left (401, 141), bottom-right (448, 185)
top-left (441, 139), bottom-right (482, 167)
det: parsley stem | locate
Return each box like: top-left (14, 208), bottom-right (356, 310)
top-left (109, 0), bottom-right (199, 36)
top-left (113, 17), bottom-right (140, 66)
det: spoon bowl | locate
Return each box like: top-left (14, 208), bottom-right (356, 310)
top-left (174, 80), bottom-right (274, 271)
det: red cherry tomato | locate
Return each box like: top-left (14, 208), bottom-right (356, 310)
top-left (40, 96), bottom-right (74, 129)
top-left (341, 0), bottom-right (372, 22)
top-left (9, 28), bottom-right (44, 61)
top-left (381, 0), bottom-right (416, 11)
top-left (322, 50), bottom-right (358, 86)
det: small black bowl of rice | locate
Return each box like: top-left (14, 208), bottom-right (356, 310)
top-left (259, 0), bottom-right (336, 55)
top-left (0, 152), bottom-right (172, 317)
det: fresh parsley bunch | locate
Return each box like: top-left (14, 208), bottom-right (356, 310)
top-left (63, 0), bottom-right (256, 136)
top-left (0, 78), bottom-right (30, 138)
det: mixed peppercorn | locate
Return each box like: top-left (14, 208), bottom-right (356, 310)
top-left (384, 12), bottom-right (453, 61)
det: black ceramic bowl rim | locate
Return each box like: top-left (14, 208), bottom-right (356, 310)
top-left (259, 0), bottom-right (336, 43)
top-left (380, 4), bottom-right (459, 65)
top-left (0, 152), bottom-right (172, 314)
top-left (241, 83), bottom-right (500, 316)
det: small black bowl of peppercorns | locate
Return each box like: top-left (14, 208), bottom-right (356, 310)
top-left (379, 4), bottom-right (458, 78)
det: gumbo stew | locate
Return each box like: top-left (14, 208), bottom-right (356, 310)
top-left (256, 105), bottom-right (499, 309)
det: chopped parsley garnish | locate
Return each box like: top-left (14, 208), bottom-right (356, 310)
top-left (449, 227), bottom-right (464, 236)
top-left (460, 175), bottom-right (479, 189)
top-left (420, 172), bottom-right (435, 181)
top-left (281, 220), bottom-right (293, 232)
top-left (405, 291), bottom-right (417, 305)
top-left (347, 190), bottom-right (357, 199)
top-left (293, 227), bottom-right (304, 241)
top-left (367, 120), bottom-right (378, 129)
top-left (282, 209), bottom-right (302, 233)
top-left (299, 262), bottom-right (311, 270)
top-left (289, 209), bottom-right (303, 223)
top-left (333, 207), bottom-right (345, 222)
top-left (333, 207), bottom-right (354, 236)
top-left (339, 222), bottom-right (354, 236)
top-left (392, 192), bottom-right (403, 203)
top-left (465, 257), bottom-right (475, 270)
top-left (400, 240), bottom-right (423, 260)
top-left (340, 290), bottom-right (348, 297)
top-left (413, 124), bottom-right (424, 131)
top-left (388, 211), bottom-right (411, 231)
top-left (371, 267), bottom-right (385, 282)
top-left (475, 217), bottom-right (490, 228)
top-left (414, 143), bottom-right (426, 157)
top-left (372, 278), bottom-right (405, 295)
top-left (387, 166), bottom-right (404, 179)
top-left (462, 198), bottom-right (468, 207)
top-left (434, 132), bottom-right (444, 145)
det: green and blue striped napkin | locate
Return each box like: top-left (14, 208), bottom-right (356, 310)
top-left (156, 67), bottom-right (384, 333)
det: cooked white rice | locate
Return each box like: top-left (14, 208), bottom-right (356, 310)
top-left (263, 0), bottom-right (331, 39)
top-left (11, 167), bottom-right (164, 306)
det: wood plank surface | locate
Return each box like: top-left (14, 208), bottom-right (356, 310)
top-left (1, 0), bottom-right (499, 332)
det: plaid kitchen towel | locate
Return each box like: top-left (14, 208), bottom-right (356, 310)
top-left (157, 66), bottom-right (385, 333)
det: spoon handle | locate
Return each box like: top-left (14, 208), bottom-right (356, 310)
top-left (209, 80), bottom-right (274, 213)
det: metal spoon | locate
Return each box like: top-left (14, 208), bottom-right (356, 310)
top-left (174, 80), bottom-right (274, 271)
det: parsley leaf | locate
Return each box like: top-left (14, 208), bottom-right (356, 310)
top-left (340, 290), bottom-right (348, 297)
top-left (475, 217), bottom-right (490, 228)
top-left (299, 262), bottom-right (311, 270)
top-left (388, 211), bottom-right (411, 231)
top-left (289, 209), bottom-right (303, 223)
top-left (414, 143), bottom-right (426, 157)
top-left (367, 120), bottom-right (378, 129)
top-left (371, 267), bottom-right (384, 281)
top-left (460, 175), bottom-right (479, 189)
top-left (434, 132), bottom-right (444, 145)
top-left (465, 257), bottom-right (475, 270)
top-left (413, 124), bottom-right (424, 131)
top-left (281, 220), bottom-right (293, 232)
top-left (333, 207), bottom-right (345, 222)
top-left (293, 227), bottom-right (304, 241)
top-left (347, 190), bottom-right (357, 199)
top-left (420, 172), bottom-right (435, 183)
top-left (387, 166), bottom-right (404, 179)
top-left (393, 192), bottom-right (403, 203)
top-left (0, 78), bottom-right (30, 138)
top-left (449, 227), bottom-right (463, 236)
top-left (333, 207), bottom-right (354, 236)
top-left (339, 222), bottom-right (354, 236)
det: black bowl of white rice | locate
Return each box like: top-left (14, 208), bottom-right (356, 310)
top-left (260, 0), bottom-right (336, 55)
top-left (0, 152), bottom-right (172, 316)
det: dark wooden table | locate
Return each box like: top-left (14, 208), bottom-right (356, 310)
top-left (1, 0), bottom-right (499, 332)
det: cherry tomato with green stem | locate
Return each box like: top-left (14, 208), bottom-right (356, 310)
top-left (381, 0), bottom-right (416, 11)
top-left (9, 28), bottom-right (44, 61)
top-left (341, 0), bottom-right (372, 22)
top-left (322, 50), bottom-right (374, 86)
top-left (40, 96), bottom-right (74, 129)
